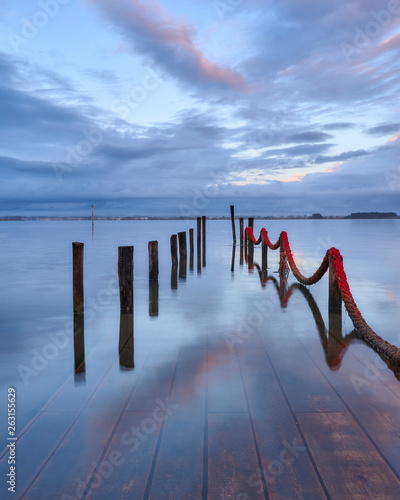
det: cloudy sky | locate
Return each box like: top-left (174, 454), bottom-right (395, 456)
top-left (0, 0), bottom-right (399, 216)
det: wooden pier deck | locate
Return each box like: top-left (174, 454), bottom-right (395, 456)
top-left (2, 236), bottom-right (400, 499)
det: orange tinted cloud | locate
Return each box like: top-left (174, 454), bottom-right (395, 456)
top-left (282, 173), bottom-right (305, 183)
top-left (92, 0), bottom-right (246, 90)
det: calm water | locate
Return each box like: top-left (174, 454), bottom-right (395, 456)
top-left (1, 219), bottom-right (399, 499)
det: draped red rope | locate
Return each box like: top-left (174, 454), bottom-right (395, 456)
top-left (244, 227), bottom-right (400, 367)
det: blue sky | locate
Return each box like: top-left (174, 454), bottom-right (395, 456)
top-left (0, 0), bottom-right (399, 216)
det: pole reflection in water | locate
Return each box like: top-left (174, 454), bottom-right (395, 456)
top-left (73, 312), bottom-right (85, 382)
top-left (149, 279), bottom-right (159, 317)
top-left (240, 257), bottom-right (400, 377)
top-left (119, 312), bottom-right (134, 369)
top-left (197, 247), bottom-right (201, 275)
top-left (179, 255), bottom-right (187, 282)
top-left (189, 247), bottom-right (194, 273)
top-left (171, 262), bottom-right (178, 290)
top-left (231, 245), bottom-right (236, 273)
top-left (240, 245), bottom-right (244, 266)
top-left (247, 245), bottom-right (254, 270)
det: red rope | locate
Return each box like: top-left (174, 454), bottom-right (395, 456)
top-left (244, 227), bottom-right (400, 366)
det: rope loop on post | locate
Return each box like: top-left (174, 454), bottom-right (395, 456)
top-left (244, 226), bottom-right (400, 367)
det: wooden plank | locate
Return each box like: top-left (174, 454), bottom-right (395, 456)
top-left (297, 411), bottom-right (400, 499)
top-left (257, 317), bottom-right (345, 412)
top-left (302, 339), bottom-right (400, 477)
top-left (238, 347), bottom-right (327, 500)
top-left (207, 348), bottom-right (247, 413)
top-left (149, 348), bottom-right (207, 499)
top-left (208, 412), bottom-right (262, 499)
top-left (125, 351), bottom-right (178, 412)
top-left (25, 360), bottom-right (142, 498)
top-left (85, 412), bottom-right (161, 500)
top-left (0, 412), bottom-right (77, 498)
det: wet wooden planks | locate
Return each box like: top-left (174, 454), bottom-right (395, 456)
top-left (297, 411), bottom-right (400, 499)
top-left (237, 347), bottom-right (327, 499)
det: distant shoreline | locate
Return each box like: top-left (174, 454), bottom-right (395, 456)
top-left (0, 213), bottom-right (398, 222)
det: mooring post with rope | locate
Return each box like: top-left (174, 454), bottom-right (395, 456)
top-left (261, 230), bottom-right (268, 273)
top-left (239, 217), bottom-right (244, 246)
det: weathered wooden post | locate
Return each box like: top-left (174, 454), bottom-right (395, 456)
top-left (202, 216), bottom-right (206, 267)
top-left (118, 246), bottom-right (134, 312)
top-left (329, 254), bottom-right (342, 311)
top-left (262, 230), bottom-right (268, 272)
top-left (148, 241), bottom-right (159, 280)
top-left (189, 228), bottom-right (194, 252)
top-left (119, 312), bottom-right (134, 368)
top-left (239, 218), bottom-right (244, 246)
top-left (73, 242), bottom-right (84, 314)
top-left (189, 228), bottom-right (194, 271)
top-left (197, 217), bottom-right (202, 274)
top-left (279, 233), bottom-right (285, 272)
top-left (178, 231), bottom-right (187, 258)
top-left (148, 240), bottom-right (159, 317)
top-left (248, 217), bottom-right (254, 252)
top-left (170, 234), bottom-right (178, 264)
top-left (247, 217), bottom-right (254, 267)
top-left (230, 205), bottom-right (236, 245)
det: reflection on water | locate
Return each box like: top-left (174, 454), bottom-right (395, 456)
top-left (1, 220), bottom-right (400, 498)
top-left (149, 279), bottom-right (159, 317)
top-left (73, 312), bottom-right (85, 381)
top-left (247, 257), bottom-right (400, 379)
top-left (119, 312), bottom-right (134, 369)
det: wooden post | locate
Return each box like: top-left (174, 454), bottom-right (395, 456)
top-left (170, 234), bottom-right (178, 264)
top-left (197, 217), bottom-right (201, 248)
top-left (189, 228), bottom-right (194, 252)
top-left (202, 216), bottom-right (206, 267)
top-left (262, 230), bottom-right (268, 272)
top-left (230, 205), bottom-right (236, 245)
top-left (118, 246), bottom-right (134, 312)
top-left (189, 228), bottom-right (194, 271)
top-left (279, 233), bottom-right (284, 271)
top-left (239, 218), bottom-right (244, 246)
top-left (329, 254), bottom-right (342, 310)
top-left (72, 242), bottom-right (84, 314)
top-left (148, 241), bottom-right (159, 280)
top-left (197, 217), bottom-right (201, 274)
top-left (240, 244), bottom-right (244, 266)
top-left (178, 231), bottom-right (187, 258)
top-left (248, 217), bottom-right (254, 252)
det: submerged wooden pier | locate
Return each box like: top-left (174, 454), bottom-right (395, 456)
top-left (2, 211), bottom-right (399, 499)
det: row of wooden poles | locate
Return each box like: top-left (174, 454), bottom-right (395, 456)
top-left (230, 205), bottom-right (342, 312)
top-left (72, 216), bottom-right (207, 315)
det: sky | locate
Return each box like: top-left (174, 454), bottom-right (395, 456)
top-left (0, 0), bottom-right (399, 216)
